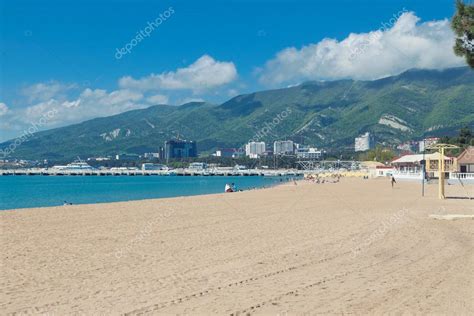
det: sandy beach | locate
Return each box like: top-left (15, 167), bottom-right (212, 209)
top-left (1, 178), bottom-right (473, 315)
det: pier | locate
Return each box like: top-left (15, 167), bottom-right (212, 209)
top-left (0, 168), bottom-right (304, 177)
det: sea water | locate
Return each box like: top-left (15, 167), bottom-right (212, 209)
top-left (0, 175), bottom-right (292, 210)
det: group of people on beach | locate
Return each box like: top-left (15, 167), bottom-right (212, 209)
top-left (224, 177), bottom-right (298, 193)
top-left (306, 174), bottom-right (342, 184)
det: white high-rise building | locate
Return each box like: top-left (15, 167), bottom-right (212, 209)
top-left (355, 132), bottom-right (374, 152)
top-left (245, 142), bottom-right (266, 158)
top-left (274, 140), bottom-right (294, 155)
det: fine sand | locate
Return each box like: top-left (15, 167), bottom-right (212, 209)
top-left (1, 178), bottom-right (473, 315)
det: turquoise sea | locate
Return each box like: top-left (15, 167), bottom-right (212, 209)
top-left (0, 175), bottom-right (292, 210)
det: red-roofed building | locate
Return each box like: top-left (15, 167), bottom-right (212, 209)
top-left (457, 146), bottom-right (474, 173)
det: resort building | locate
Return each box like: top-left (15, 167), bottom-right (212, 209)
top-left (274, 140), bottom-right (294, 155)
top-left (456, 146), bottom-right (474, 173)
top-left (164, 140), bottom-right (198, 160)
top-left (296, 147), bottom-right (323, 159)
top-left (391, 152), bottom-right (456, 179)
top-left (354, 132), bottom-right (374, 152)
top-left (369, 166), bottom-right (395, 178)
top-left (245, 142), bottom-right (266, 159)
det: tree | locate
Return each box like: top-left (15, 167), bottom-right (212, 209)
top-left (459, 125), bottom-right (472, 138)
top-left (438, 126), bottom-right (473, 155)
top-left (358, 145), bottom-right (395, 163)
top-left (452, 0), bottom-right (474, 68)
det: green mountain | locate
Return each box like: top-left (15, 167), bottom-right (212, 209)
top-left (2, 67), bottom-right (474, 161)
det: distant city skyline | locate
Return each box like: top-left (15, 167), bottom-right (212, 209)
top-left (0, 0), bottom-right (465, 141)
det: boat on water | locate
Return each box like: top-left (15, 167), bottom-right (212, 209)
top-left (51, 161), bottom-right (95, 171)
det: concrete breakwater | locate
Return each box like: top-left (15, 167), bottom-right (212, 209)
top-left (0, 168), bottom-right (303, 177)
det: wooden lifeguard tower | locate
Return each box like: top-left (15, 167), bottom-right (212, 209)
top-left (426, 143), bottom-right (459, 199)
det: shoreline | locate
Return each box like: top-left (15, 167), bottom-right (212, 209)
top-left (2, 178), bottom-right (473, 314)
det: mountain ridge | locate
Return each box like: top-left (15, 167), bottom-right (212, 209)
top-left (2, 67), bottom-right (473, 160)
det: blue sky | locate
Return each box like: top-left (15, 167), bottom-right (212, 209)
top-left (0, 0), bottom-right (466, 141)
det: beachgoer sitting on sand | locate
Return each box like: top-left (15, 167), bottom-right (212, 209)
top-left (225, 183), bottom-right (234, 193)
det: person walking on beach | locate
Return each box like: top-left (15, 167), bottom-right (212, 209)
top-left (391, 176), bottom-right (396, 188)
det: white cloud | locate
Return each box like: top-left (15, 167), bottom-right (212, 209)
top-left (227, 89), bottom-right (239, 97)
top-left (22, 81), bottom-right (77, 102)
top-left (178, 97), bottom-right (205, 105)
top-left (62, 100), bottom-right (81, 108)
top-left (0, 102), bottom-right (8, 116)
top-left (119, 55), bottom-right (238, 93)
top-left (12, 88), bottom-right (146, 131)
top-left (70, 88), bottom-right (145, 117)
top-left (23, 99), bottom-right (59, 123)
top-left (258, 12), bottom-right (465, 85)
top-left (146, 94), bottom-right (169, 104)
top-left (2, 57), bottom-right (236, 139)
top-left (87, 89), bottom-right (143, 107)
top-left (2, 56), bottom-right (236, 140)
top-left (2, 75), bottom-right (174, 139)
